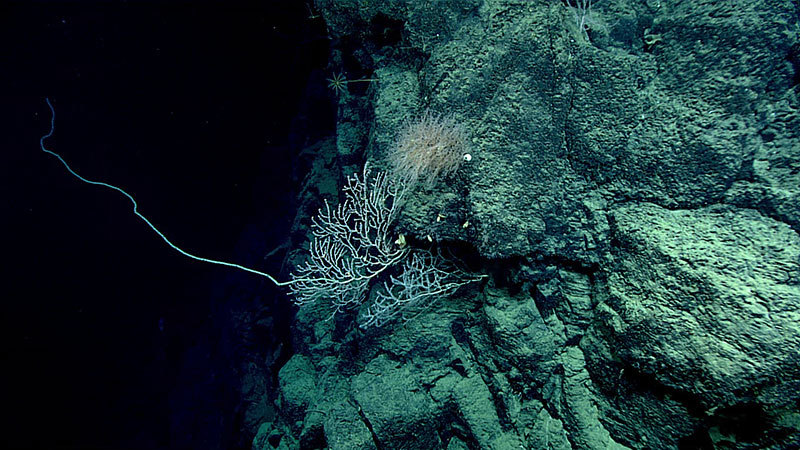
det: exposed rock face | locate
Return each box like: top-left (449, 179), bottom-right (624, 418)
top-left (258, 1), bottom-right (800, 449)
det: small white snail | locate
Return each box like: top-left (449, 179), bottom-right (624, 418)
top-left (463, 153), bottom-right (472, 162)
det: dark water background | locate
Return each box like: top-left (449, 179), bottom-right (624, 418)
top-left (2, 1), bottom-right (331, 448)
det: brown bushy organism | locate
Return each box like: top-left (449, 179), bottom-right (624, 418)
top-left (389, 111), bottom-right (470, 188)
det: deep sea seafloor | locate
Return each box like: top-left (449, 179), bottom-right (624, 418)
top-left (4, 1), bottom-right (800, 449)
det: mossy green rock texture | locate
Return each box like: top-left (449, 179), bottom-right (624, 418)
top-left (260, 1), bottom-right (800, 449)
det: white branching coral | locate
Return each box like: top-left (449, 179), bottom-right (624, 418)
top-left (288, 164), bottom-right (408, 313)
top-left (288, 164), bottom-right (480, 328)
top-left (360, 249), bottom-right (479, 329)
